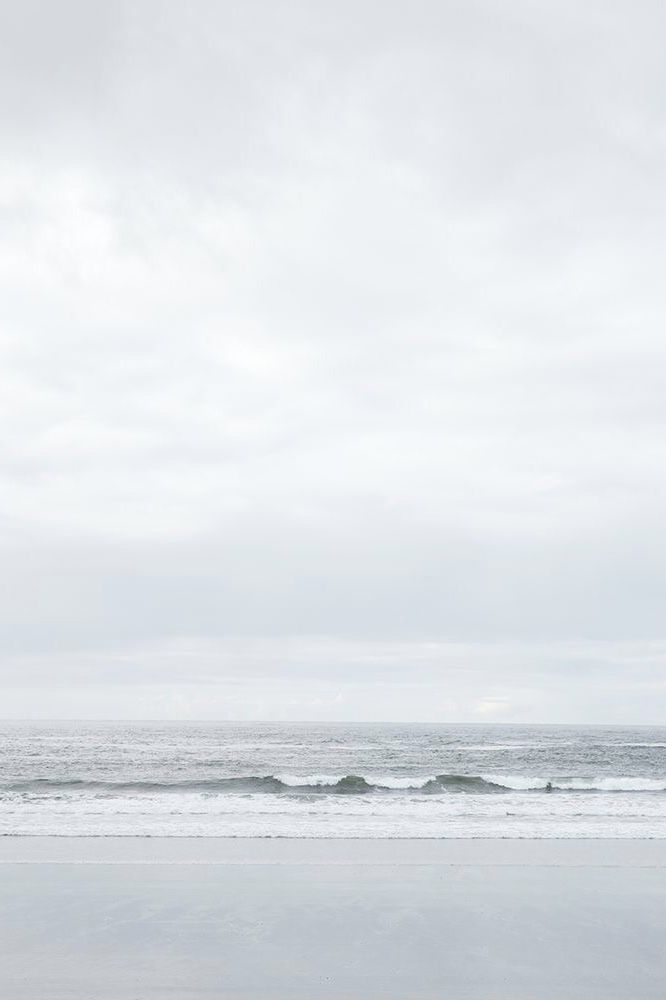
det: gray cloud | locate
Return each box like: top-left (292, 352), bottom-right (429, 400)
top-left (1, 0), bottom-right (666, 719)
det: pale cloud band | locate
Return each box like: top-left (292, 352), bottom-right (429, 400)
top-left (2, 637), bottom-right (665, 723)
top-left (1, 1), bottom-right (665, 720)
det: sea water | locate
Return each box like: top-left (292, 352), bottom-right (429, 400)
top-left (1, 721), bottom-right (666, 838)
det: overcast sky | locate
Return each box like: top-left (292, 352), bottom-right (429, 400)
top-left (1, 0), bottom-right (666, 722)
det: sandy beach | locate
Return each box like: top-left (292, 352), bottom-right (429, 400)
top-left (1, 838), bottom-right (665, 999)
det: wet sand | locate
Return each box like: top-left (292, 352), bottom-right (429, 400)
top-left (1, 838), bottom-right (665, 998)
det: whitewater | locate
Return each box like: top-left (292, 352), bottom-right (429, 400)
top-left (2, 721), bottom-right (666, 838)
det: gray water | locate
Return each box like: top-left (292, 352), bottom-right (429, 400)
top-left (2, 721), bottom-right (666, 837)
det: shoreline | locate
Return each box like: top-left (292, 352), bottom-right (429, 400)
top-left (1, 835), bottom-right (664, 866)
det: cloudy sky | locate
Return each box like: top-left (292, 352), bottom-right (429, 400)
top-left (1, 0), bottom-right (666, 722)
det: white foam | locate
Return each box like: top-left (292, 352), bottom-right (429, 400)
top-left (613, 743), bottom-right (666, 749)
top-left (275, 774), bottom-right (435, 789)
top-left (559, 777), bottom-right (666, 792)
top-left (275, 774), bottom-right (345, 787)
top-left (483, 774), bottom-right (666, 792)
top-left (483, 774), bottom-right (546, 790)
top-left (3, 784), bottom-right (666, 838)
top-left (366, 775), bottom-right (434, 789)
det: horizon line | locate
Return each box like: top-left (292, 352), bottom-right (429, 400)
top-left (0, 718), bottom-right (662, 727)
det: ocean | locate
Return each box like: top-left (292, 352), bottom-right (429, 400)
top-left (2, 721), bottom-right (666, 838)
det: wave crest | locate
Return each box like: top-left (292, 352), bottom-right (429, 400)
top-left (4, 773), bottom-right (665, 796)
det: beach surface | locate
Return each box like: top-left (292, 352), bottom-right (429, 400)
top-left (1, 838), bottom-right (665, 999)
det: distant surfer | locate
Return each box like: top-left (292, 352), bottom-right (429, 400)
top-left (545, 781), bottom-right (553, 793)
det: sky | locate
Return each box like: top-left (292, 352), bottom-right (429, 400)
top-left (1, 0), bottom-right (666, 722)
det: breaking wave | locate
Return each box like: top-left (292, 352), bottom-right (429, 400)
top-left (4, 773), bottom-right (666, 796)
